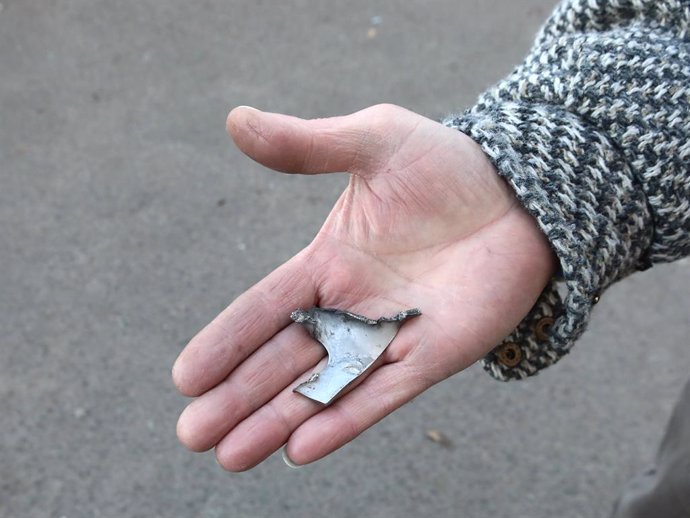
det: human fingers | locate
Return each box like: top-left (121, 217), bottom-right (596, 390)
top-left (214, 357), bottom-right (329, 472)
top-left (213, 322), bottom-right (432, 471)
top-left (226, 104), bottom-right (416, 175)
top-left (283, 353), bottom-right (433, 467)
top-left (176, 323), bottom-right (325, 452)
top-left (172, 248), bottom-right (317, 397)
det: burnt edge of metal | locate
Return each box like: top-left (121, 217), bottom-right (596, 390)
top-left (290, 307), bottom-right (421, 405)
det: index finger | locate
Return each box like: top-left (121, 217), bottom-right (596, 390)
top-left (172, 248), bottom-right (317, 397)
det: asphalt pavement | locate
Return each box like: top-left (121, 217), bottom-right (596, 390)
top-left (2, 1), bottom-right (689, 517)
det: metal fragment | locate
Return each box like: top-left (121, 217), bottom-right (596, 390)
top-left (290, 307), bottom-right (421, 405)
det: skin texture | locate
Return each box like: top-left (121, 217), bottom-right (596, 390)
top-left (172, 104), bottom-right (557, 471)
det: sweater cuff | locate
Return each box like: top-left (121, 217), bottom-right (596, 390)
top-left (444, 102), bottom-right (654, 381)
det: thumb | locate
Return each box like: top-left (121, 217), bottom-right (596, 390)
top-left (226, 104), bottom-right (407, 175)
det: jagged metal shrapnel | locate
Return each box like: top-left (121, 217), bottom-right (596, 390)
top-left (290, 307), bottom-right (421, 405)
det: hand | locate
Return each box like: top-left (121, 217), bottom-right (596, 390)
top-left (172, 104), bottom-right (557, 470)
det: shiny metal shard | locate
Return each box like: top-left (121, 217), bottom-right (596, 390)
top-left (290, 307), bottom-right (421, 405)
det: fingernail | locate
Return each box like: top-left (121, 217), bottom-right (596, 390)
top-left (235, 105), bottom-right (260, 112)
top-left (281, 446), bottom-right (302, 469)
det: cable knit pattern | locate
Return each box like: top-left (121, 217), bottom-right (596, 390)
top-left (444, 0), bottom-right (690, 381)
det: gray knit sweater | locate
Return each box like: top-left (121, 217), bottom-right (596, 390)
top-left (444, 0), bottom-right (690, 381)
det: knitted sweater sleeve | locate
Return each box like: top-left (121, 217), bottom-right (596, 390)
top-left (443, 0), bottom-right (690, 381)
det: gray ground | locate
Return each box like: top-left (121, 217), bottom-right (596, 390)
top-left (2, 1), bottom-right (688, 517)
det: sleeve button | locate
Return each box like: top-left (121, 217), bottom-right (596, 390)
top-left (495, 342), bottom-right (522, 368)
top-left (534, 316), bottom-right (554, 342)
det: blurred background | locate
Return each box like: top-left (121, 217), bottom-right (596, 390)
top-left (2, 0), bottom-right (688, 516)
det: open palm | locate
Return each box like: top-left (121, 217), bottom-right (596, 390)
top-left (173, 104), bottom-right (556, 470)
